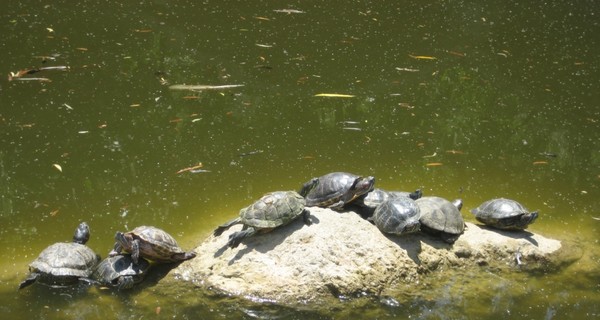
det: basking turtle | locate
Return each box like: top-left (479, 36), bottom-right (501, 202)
top-left (299, 172), bottom-right (375, 210)
top-left (110, 226), bottom-right (196, 264)
top-left (416, 196), bottom-right (465, 244)
top-left (372, 197), bottom-right (421, 235)
top-left (355, 188), bottom-right (422, 217)
top-left (471, 198), bottom-right (538, 230)
top-left (19, 222), bottom-right (100, 289)
top-left (213, 191), bottom-right (310, 248)
top-left (93, 254), bottom-right (151, 290)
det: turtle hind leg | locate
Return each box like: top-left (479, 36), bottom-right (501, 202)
top-left (227, 227), bottom-right (257, 248)
top-left (213, 217), bottom-right (241, 236)
top-left (19, 273), bottom-right (39, 289)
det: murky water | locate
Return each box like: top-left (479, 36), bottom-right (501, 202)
top-left (1, 1), bottom-right (598, 319)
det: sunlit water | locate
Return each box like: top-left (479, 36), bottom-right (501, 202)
top-left (1, 1), bottom-right (598, 319)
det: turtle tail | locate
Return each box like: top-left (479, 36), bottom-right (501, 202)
top-left (213, 217), bottom-right (242, 236)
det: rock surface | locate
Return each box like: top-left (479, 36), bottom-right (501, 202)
top-left (173, 207), bottom-right (572, 304)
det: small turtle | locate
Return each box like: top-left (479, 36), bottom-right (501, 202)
top-left (19, 222), bottom-right (100, 289)
top-left (372, 197), bottom-right (421, 235)
top-left (416, 196), bottom-right (465, 244)
top-left (93, 254), bottom-right (151, 290)
top-left (355, 188), bottom-right (422, 217)
top-left (110, 226), bottom-right (196, 264)
top-left (213, 191), bottom-right (310, 248)
top-left (471, 198), bottom-right (538, 230)
top-left (299, 172), bottom-right (375, 210)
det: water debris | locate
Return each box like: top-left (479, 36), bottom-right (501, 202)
top-left (422, 152), bottom-right (437, 158)
top-left (176, 163), bottom-right (204, 174)
top-left (592, 216), bottom-right (600, 221)
top-left (314, 93), bottom-right (355, 98)
top-left (342, 127), bottom-right (362, 131)
top-left (62, 103), bottom-right (73, 110)
top-left (395, 67), bottom-right (420, 72)
top-left (53, 164), bottom-right (63, 172)
top-left (446, 150), bottom-right (464, 155)
top-left (447, 50), bottom-right (466, 57)
top-left (515, 248), bottom-right (523, 266)
top-left (8, 65), bottom-right (69, 81)
top-left (273, 9), bottom-right (305, 14)
top-left (408, 54), bottom-right (437, 60)
top-left (339, 121), bottom-right (360, 125)
top-left (254, 16), bottom-right (271, 21)
top-left (239, 150), bottom-right (264, 157)
top-left (425, 162), bottom-right (443, 167)
top-left (533, 161), bottom-right (549, 165)
top-left (539, 152), bottom-right (558, 158)
top-left (255, 43), bottom-right (273, 48)
top-left (168, 84), bottom-right (245, 91)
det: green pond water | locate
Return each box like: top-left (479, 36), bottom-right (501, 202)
top-left (1, 0), bottom-right (598, 318)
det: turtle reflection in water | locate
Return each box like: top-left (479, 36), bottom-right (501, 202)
top-left (19, 222), bottom-right (100, 289)
top-left (93, 254), bottom-right (151, 290)
top-left (110, 226), bottom-right (196, 264)
top-left (214, 191), bottom-right (311, 248)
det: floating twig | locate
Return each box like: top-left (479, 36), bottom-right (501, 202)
top-left (168, 84), bottom-right (245, 91)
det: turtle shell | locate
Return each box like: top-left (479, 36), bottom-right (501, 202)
top-left (300, 172), bottom-right (375, 209)
top-left (240, 191), bottom-right (307, 229)
top-left (416, 196), bottom-right (465, 243)
top-left (93, 254), bottom-right (150, 289)
top-left (28, 242), bottom-right (100, 286)
top-left (471, 198), bottom-right (538, 230)
top-left (373, 197), bottom-right (421, 235)
top-left (122, 226), bottom-right (195, 263)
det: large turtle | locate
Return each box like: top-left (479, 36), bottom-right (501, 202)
top-left (355, 188), bottom-right (422, 217)
top-left (299, 172), bottom-right (375, 210)
top-left (19, 222), bottom-right (100, 289)
top-left (372, 197), bottom-right (421, 236)
top-left (109, 226), bottom-right (196, 264)
top-left (416, 196), bottom-right (465, 244)
top-left (213, 191), bottom-right (310, 248)
top-left (93, 254), bottom-right (151, 290)
top-left (471, 198), bottom-right (538, 230)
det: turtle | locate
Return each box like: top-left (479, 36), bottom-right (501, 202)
top-left (372, 197), bottom-right (421, 236)
top-left (299, 172), bottom-right (375, 210)
top-left (19, 222), bottom-right (100, 289)
top-left (470, 198), bottom-right (538, 230)
top-left (92, 254), bottom-right (151, 290)
top-left (213, 190), bottom-right (310, 248)
top-left (109, 226), bottom-right (196, 264)
top-left (416, 196), bottom-right (465, 244)
top-left (354, 188), bottom-right (423, 217)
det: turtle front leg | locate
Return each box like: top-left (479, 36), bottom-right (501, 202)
top-left (328, 200), bottom-right (346, 211)
top-left (131, 239), bottom-right (141, 264)
top-left (302, 209), bottom-right (312, 225)
top-left (109, 242), bottom-right (122, 257)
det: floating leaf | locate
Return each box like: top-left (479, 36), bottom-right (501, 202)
top-left (533, 161), bottom-right (548, 165)
top-left (53, 164), bottom-right (63, 172)
top-left (314, 93), bottom-right (355, 98)
top-left (408, 54), bottom-right (437, 60)
top-left (425, 162), bottom-right (443, 167)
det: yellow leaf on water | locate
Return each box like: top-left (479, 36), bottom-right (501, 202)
top-left (314, 93), bottom-right (355, 98)
top-left (53, 164), bottom-right (62, 172)
top-left (408, 54), bottom-right (437, 60)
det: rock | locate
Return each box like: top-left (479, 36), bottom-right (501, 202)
top-left (173, 207), bottom-right (576, 305)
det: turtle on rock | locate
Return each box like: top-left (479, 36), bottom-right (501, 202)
top-left (19, 222), bottom-right (100, 289)
top-left (213, 191), bottom-right (310, 248)
top-left (416, 196), bottom-right (465, 244)
top-left (109, 226), bottom-right (196, 264)
top-left (471, 198), bottom-right (538, 230)
top-left (299, 172), bottom-right (375, 211)
top-left (371, 197), bottom-right (421, 236)
top-left (355, 188), bottom-right (422, 217)
top-left (93, 254), bottom-right (151, 290)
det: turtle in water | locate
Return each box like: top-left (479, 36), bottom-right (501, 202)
top-left (416, 196), bottom-right (465, 244)
top-left (213, 191), bottom-right (310, 248)
top-left (93, 254), bottom-right (151, 290)
top-left (109, 226), bottom-right (196, 264)
top-left (355, 188), bottom-right (422, 217)
top-left (471, 198), bottom-right (538, 230)
top-left (299, 172), bottom-right (375, 210)
top-left (372, 197), bottom-right (421, 236)
top-left (19, 222), bottom-right (100, 289)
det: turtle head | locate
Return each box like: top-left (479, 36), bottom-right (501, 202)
top-left (452, 199), bottom-right (463, 211)
top-left (351, 176), bottom-right (375, 196)
top-left (73, 222), bottom-right (90, 244)
top-left (114, 231), bottom-right (132, 250)
top-left (299, 178), bottom-right (319, 197)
